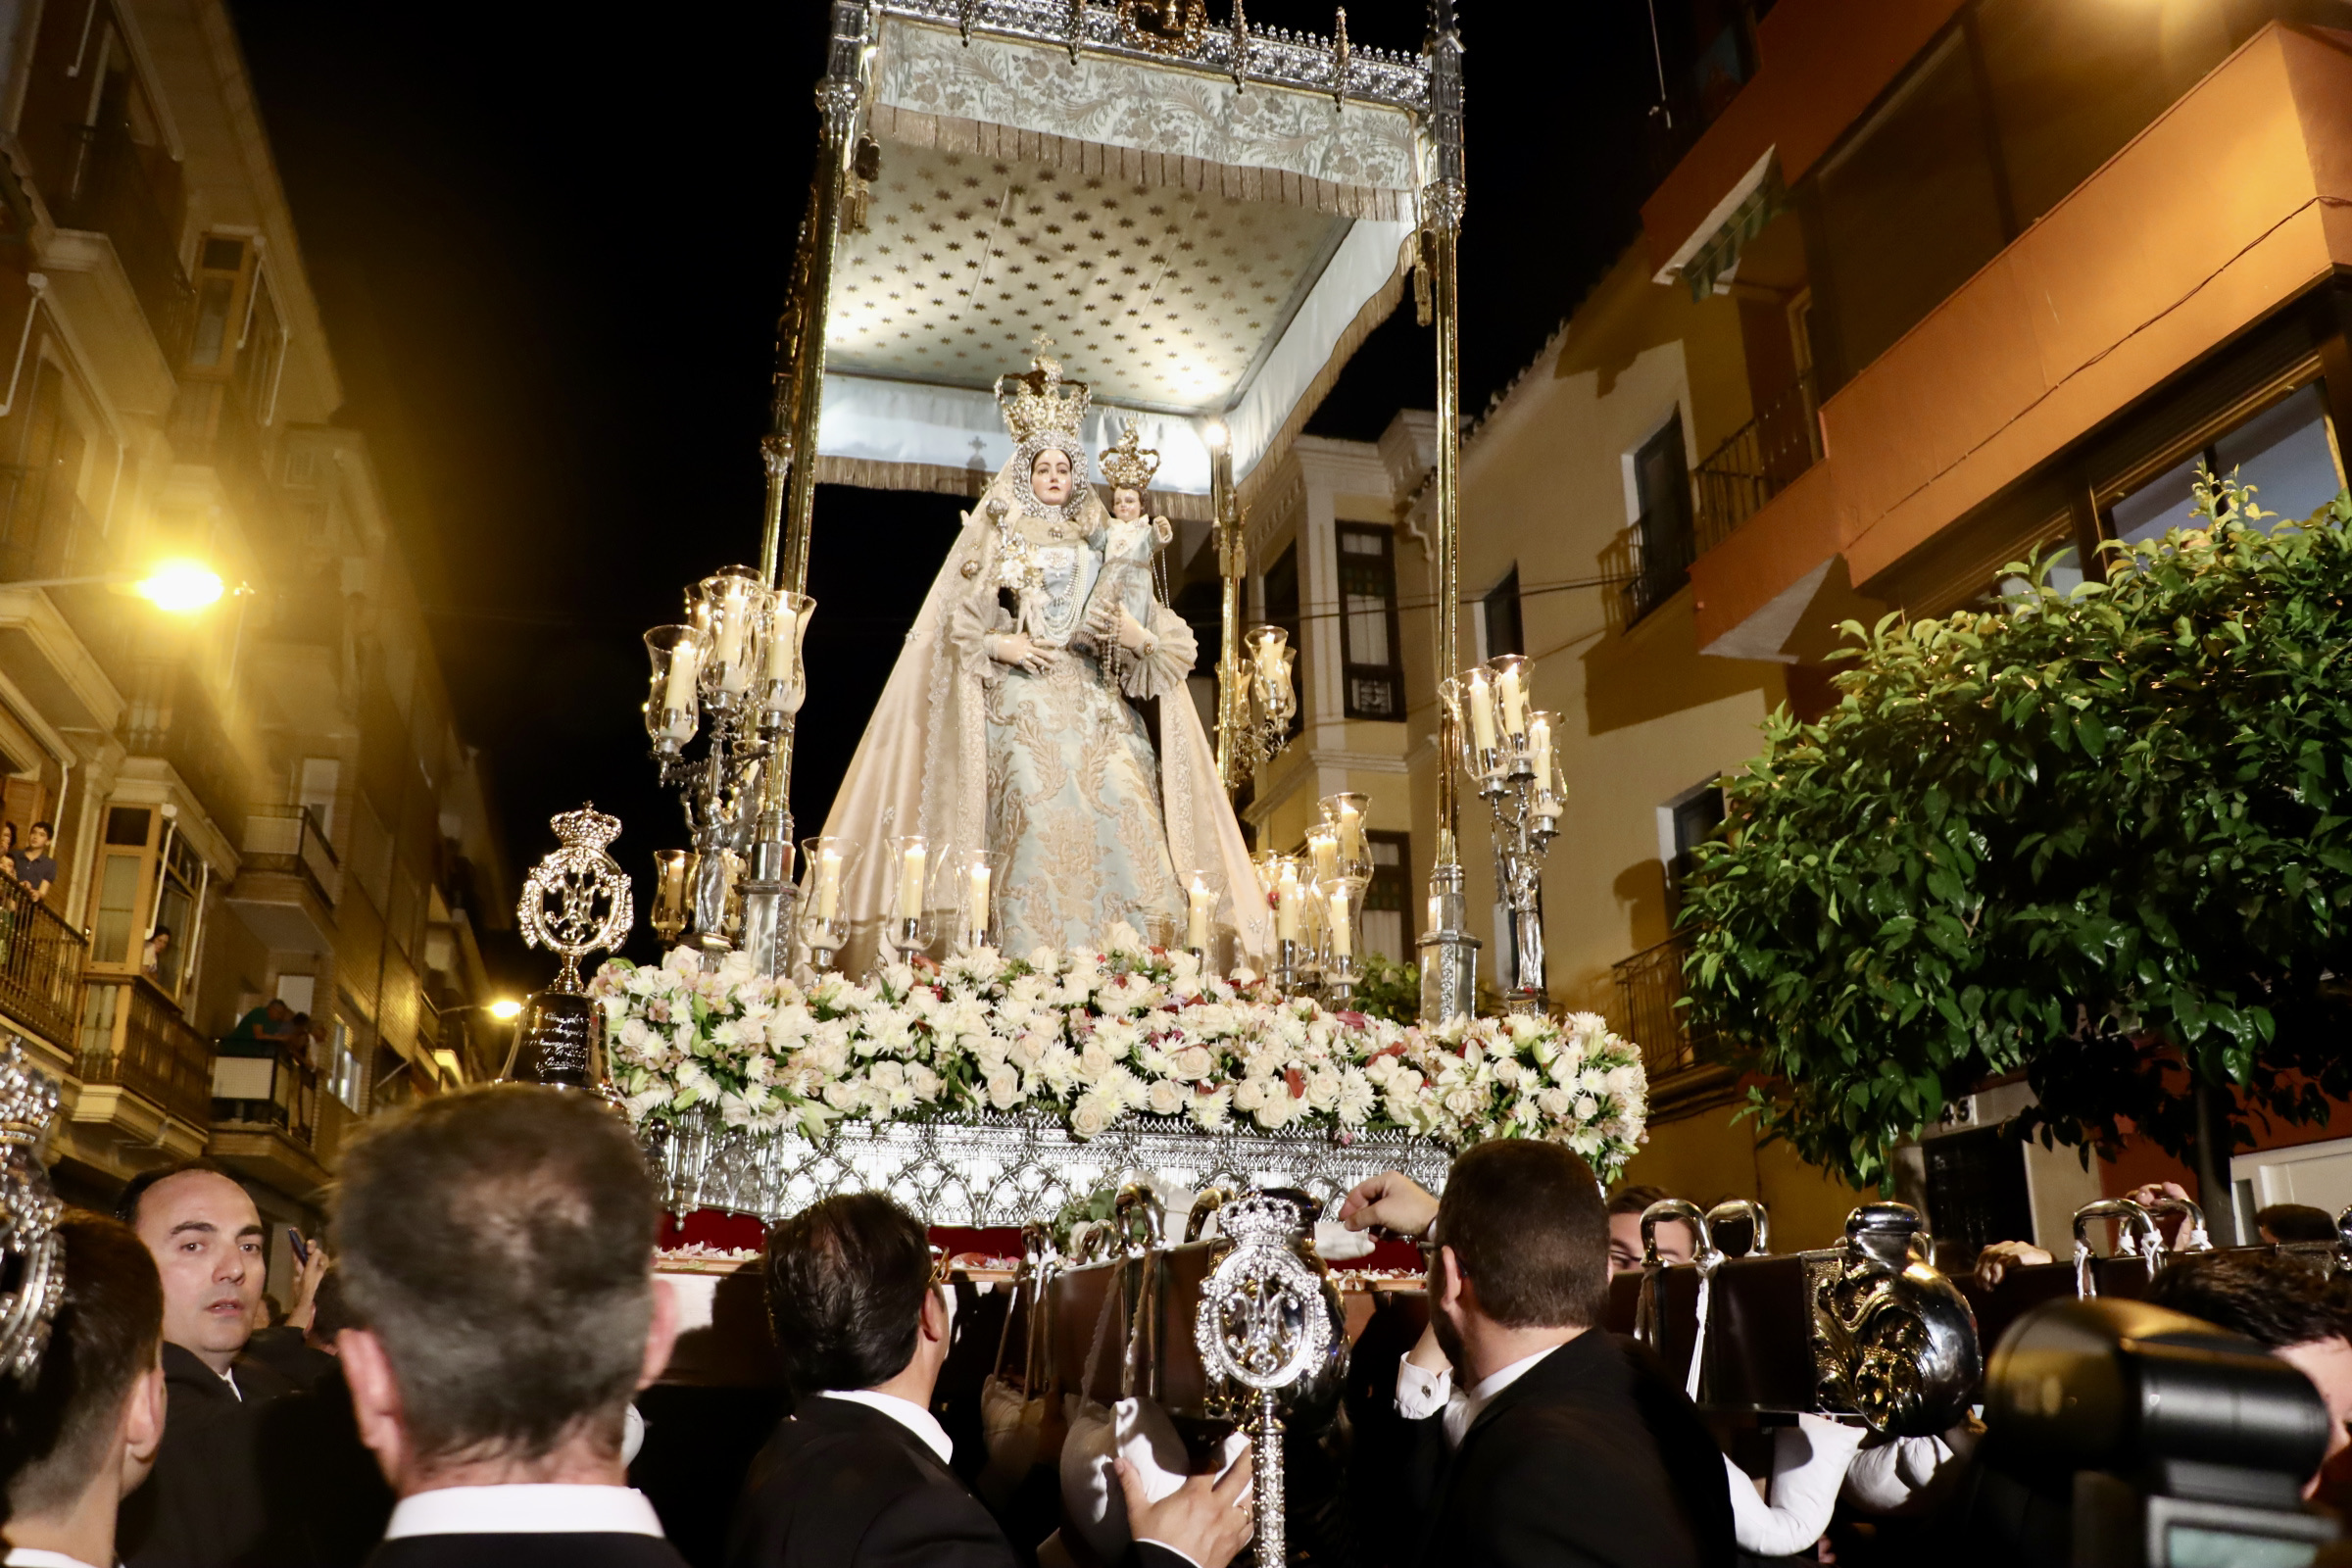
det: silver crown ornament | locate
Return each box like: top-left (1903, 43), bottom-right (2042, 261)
top-left (503, 806), bottom-right (634, 1097)
top-left (0, 1041), bottom-right (65, 1382)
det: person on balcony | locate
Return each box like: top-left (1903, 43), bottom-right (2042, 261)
top-left (220, 998), bottom-right (296, 1055)
top-left (12, 820), bottom-right (57, 903)
top-left (141, 926), bottom-right (172, 978)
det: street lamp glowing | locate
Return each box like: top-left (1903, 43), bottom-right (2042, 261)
top-left (488, 998), bottom-right (523, 1021)
top-left (134, 563), bottom-right (224, 612)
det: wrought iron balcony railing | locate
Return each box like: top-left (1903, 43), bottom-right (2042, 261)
top-left (77, 976), bottom-right (214, 1129)
top-left (1611, 932), bottom-right (1717, 1084)
top-left (1693, 372), bottom-right (1822, 556)
top-left (0, 877), bottom-right (85, 1051)
top-left (51, 124), bottom-right (195, 364)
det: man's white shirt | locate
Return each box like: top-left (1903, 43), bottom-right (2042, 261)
top-left (381, 1484), bottom-right (665, 1538)
top-left (813, 1389), bottom-right (956, 1465)
top-left (1395, 1345), bottom-right (1561, 1450)
top-left (5, 1549), bottom-right (107, 1568)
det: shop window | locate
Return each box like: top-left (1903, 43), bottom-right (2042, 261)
top-left (2110, 384), bottom-right (2344, 547)
top-left (1337, 524), bottom-right (1402, 720)
top-left (1481, 567), bottom-right (1523, 661)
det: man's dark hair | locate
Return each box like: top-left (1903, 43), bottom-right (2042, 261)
top-left (307, 1269), bottom-right (353, 1344)
top-left (1437, 1140), bottom-right (1608, 1329)
top-left (113, 1158), bottom-right (238, 1228)
top-left (2147, 1250), bottom-right (2350, 1348)
top-left (764, 1193), bottom-right (931, 1395)
top-left (0, 1210), bottom-right (163, 1516)
top-left (28, 821), bottom-right (51, 838)
top-left (2257, 1203), bottom-right (2340, 1244)
top-left (1606, 1183), bottom-right (1677, 1217)
top-left (331, 1085), bottom-right (660, 1466)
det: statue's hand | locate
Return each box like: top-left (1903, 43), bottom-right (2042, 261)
top-left (1113, 608), bottom-right (1155, 654)
top-left (988, 632), bottom-right (1054, 674)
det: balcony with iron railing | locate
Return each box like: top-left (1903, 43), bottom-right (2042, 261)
top-left (0, 876), bottom-right (86, 1051)
top-left (1611, 931), bottom-right (1737, 1114)
top-left (223, 805), bottom-right (339, 958)
top-left (74, 974), bottom-right (213, 1149)
top-left (1692, 372), bottom-right (1822, 557)
top-left (50, 124), bottom-right (194, 365)
top-left (211, 1032), bottom-right (328, 1198)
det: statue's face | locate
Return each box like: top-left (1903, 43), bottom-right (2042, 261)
top-left (1030, 448), bottom-right (1074, 507)
top-left (1111, 487), bottom-right (1144, 520)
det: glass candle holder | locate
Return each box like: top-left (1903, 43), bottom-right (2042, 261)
top-left (881, 834), bottom-right (936, 960)
top-left (1320, 876), bottom-right (1369, 996)
top-left (760, 590), bottom-right (816, 717)
top-left (651, 850), bottom-right (693, 948)
top-left (644, 625), bottom-right (706, 751)
top-left (1320, 791), bottom-right (1372, 881)
top-left (799, 836), bottom-right (859, 968)
top-left (1182, 868), bottom-right (1219, 959)
top-left (694, 565), bottom-right (766, 702)
top-left (1461, 665), bottom-right (1503, 778)
top-left (1527, 710), bottom-right (1565, 821)
top-left (1305, 824), bottom-right (1341, 887)
top-left (1487, 653), bottom-right (1532, 747)
top-left (950, 847), bottom-right (1004, 953)
top-left (1245, 624), bottom-right (1296, 729)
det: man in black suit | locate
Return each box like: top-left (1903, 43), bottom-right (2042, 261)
top-left (115, 1159), bottom-right (303, 1566)
top-left (0, 1210), bottom-right (169, 1568)
top-left (1339, 1142), bottom-right (1725, 1568)
top-left (726, 1191), bottom-right (1253, 1568)
top-left (332, 1085), bottom-right (688, 1568)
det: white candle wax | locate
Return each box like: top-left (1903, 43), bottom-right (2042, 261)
top-left (814, 850), bottom-right (843, 922)
top-left (1310, 831), bottom-right (1339, 883)
top-left (1497, 665), bottom-right (1528, 738)
top-left (1337, 801), bottom-right (1364, 861)
top-left (967, 865), bottom-right (992, 930)
top-left (662, 638), bottom-right (702, 716)
top-left (714, 602), bottom-right (750, 693)
top-left (1328, 894), bottom-right (1352, 958)
top-left (1468, 671), bottom-right (1498, 754)
top-left (898, 845), bottom-right (927, 920)
top-left (1276, 867), bottom-right (1302, 942)
top-left (1528, 716), bottom-right (1553, 795)
top-left (1188, 882), bottom-right (1213, 951)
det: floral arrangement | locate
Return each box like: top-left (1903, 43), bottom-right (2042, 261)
top-left (592, 924), bottom-right (1649, 1177)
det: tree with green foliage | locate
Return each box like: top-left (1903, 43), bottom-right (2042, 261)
top-left (1684, 472), bottom-right (2352, 1210)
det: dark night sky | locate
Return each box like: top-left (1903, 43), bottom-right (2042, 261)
top-left (224, 2), bottom-right (1663, 984)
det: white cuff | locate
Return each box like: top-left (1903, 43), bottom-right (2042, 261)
top-left (1395, 1358), bottom-right (1452, 1421)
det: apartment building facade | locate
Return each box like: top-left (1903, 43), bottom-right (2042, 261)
top-left (1618, 0), bottom-right (2352, 1249)
top-left (0, 0), bottom-right (509, 1294)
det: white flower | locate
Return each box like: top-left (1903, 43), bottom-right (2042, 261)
top-left (1573, 1095), bottom-right (1598, 1122)
top-left (986, 1064), bottom-right (1022, 1110)
top-left (1189, 1086), bottom-right (1233, 1131)
top-left (1363, 1054), bottom-right (1396, 1087)
top-left (1147, 1078), bottom-right (1186, 1116)
top-left (1336, 1070), bottom-right (1377, 1127)
top-left (1078, 1041), bottom-right (1118, 1082)
top-left (907, 1063), bottom-right (943, 1102)
top-left (1174, 1046), bottom-right (1214, 1081)
top-left (1537, 1086), bottom-right (1572, 1118)
top-left (1304, 1068), bottom-right (1342, 1111)
top-left (1070, 1092), bottom-right (1117, 1140)
top-left (1443, 1086), bottom-right (1480, 1119)
top-left (1234, 1079), bottom-right (1265, 1112)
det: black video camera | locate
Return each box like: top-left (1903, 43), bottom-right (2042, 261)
top-left (1983, 1297), bottom-right (2338, 1567)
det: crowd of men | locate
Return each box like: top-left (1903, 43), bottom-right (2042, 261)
top-left (1, 1085), bottom-right (2349, 1568)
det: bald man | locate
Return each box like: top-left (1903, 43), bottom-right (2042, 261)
top-left (114, 1161), bottom-right (299, 1566)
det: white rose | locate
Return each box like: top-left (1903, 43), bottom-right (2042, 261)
top-left (1070, 1093), bottom-right (1115, 1140)
top-left (907, 1064), bottom-right (943, 1102)
top-left (1493, 1058), bottom-right (1525, 1089)
top-left (1147, 1079), bottom-right (1186, 1116)
top-left (1363, 1054), bottom-right (1396, 1087)
top-left (1234, 1079), bottom-right (1265, 1112)
top-left (1175, 1046), bottom-right (1214, 1081)
top-left (1079, 1041), bottom-right (1117, 1081)
top-left (1537, 1086), bottom-right (1572, 1118)
top-left (1443, 1086), bottom-right (1480, 1118)
top-left (986, 1064), bottom-right (1022, 1110)
top-left (1305, 1068), bottom-right (1342, 1111)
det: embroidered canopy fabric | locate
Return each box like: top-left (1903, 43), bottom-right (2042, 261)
top-left (813, 5), bottom-right (1432, 509)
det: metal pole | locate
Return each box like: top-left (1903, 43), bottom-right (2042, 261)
top-left (741, 0), bottom-right (868, 975)
top-left (1417, 3), bottom-right (1478, 1023)
top-left (1210, 430), bottom-right (1245, 796)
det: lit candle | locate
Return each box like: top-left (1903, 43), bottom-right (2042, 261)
top-left (763, 602), bottom-right (794, 683)
top-left (814, 848), bottom-right (843, 921)
top-left (1496, 663), bottom-right (1528, 738)
top-left (967, 863), bottom-right (992, 934)
top-left (662, 635), bottom-right (702, 718)
top-left (1328, 891), bottom-right (1352, 958)
top-left (714, 605), bottom-right (750, 692)
top-left (1528, 713), bottom-right (1553, 797)
top-left (898, 843), bottom-right (927, 921)
top-left (1187, 877), bottom-right (1213, 952)
top-left (1309, 828), bottom-right (1339, 884)
top-left (1467, 669), bottom-right (1498, 755)
top-left (1276, 862), bottom-right (1302, 942)
top-left (1337, 799), bottom-right (1364, 861)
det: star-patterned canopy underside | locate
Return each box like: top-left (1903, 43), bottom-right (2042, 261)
top-left (827, 141), bottom-right (1346, 414)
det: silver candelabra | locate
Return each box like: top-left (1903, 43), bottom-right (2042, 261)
top-left (1441, 654), bottom-right (1565, 1013)
top-left (643, 564), bottom-right (815, 975)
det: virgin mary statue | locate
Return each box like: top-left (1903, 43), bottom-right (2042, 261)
top-left (815, 347), bottom-right (1271, 970)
